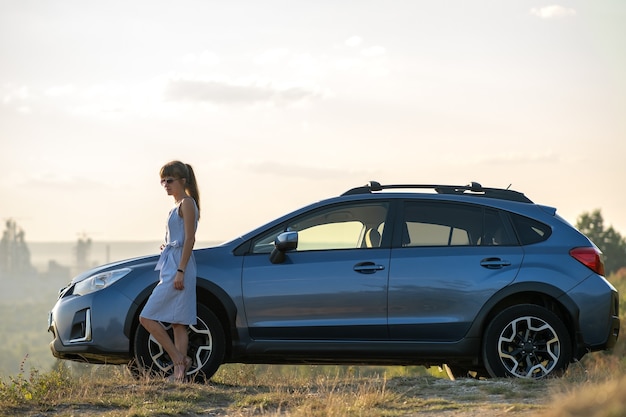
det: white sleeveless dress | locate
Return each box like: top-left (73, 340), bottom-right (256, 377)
top-left (140, 198), bottom-right (198, 325)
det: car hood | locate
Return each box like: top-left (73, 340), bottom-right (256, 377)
top-left (67, 241), bottom-right (236, 286)
top-left (68, 254), bottom-right (160, 285)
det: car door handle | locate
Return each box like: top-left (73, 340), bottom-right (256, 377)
top-left (353, 262), bottom-right (386, 274)
top-left (480, 257), bottom-right (512, 269)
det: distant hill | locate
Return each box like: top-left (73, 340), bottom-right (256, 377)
top-left (28, 240), bottom-right (221, 271)
top-left (0, 240), bottom-right (221, 376)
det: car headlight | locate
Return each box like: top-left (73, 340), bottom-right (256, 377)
top-left (73, 268), bottom-right (132, 296)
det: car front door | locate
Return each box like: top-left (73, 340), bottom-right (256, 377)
top-left (241, 201), bottom-right (391, 340)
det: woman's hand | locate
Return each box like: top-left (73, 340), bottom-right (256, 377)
top-left (174, 271), bottom-right (185, 290)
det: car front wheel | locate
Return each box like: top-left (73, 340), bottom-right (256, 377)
top-left (482, 304), bottom-right (572, 379)
top-left (131, 303), bottom-right (225, 382)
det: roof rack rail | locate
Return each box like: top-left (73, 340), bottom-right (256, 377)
top-left (342, 181), bottom-right (533, 203)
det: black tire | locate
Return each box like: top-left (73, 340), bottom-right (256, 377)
top-left (482, 304), bottom-right (571, 379)
top-left (131, 303), bottom-right (225, 383)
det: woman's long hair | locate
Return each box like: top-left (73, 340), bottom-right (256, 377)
top-left (160, 160), bottom-right (201, 219)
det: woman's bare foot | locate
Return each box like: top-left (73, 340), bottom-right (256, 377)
top-left (171, 355), bottom-right (190, 382)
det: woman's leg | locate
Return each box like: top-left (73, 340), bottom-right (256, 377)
top-left (139, 317), bottom-right (186, 376)
top-left (172, 324), bottom-right (189, 360)
top-left (172, 324), bottom-right (190, 377)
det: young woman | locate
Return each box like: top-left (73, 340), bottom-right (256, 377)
top-left (139, 160), bottom-right (200, 381)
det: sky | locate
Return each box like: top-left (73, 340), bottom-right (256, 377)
top-left (1, 0), bottom-right (625, 244)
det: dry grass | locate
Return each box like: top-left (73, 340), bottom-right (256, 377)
top-left (539, 269), bottom-right (626, 417)
top-left (542, 375), bottom-right (626, 417)
top-left (0, 362), bottom-right (549, 417)
top-left (0, 359), bottom-right (623, 416)
top-left (538, 348), bottom-right (626, 417)
top-left (2, 328), bottom-right (624, 417)
top-left (2, 271), bottom-right (624, 417)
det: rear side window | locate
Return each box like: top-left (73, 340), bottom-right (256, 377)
top-left (484, 209), bottom-right (517, 246)
top-left (402, 202), bottom-right (481, 246)
top-left (509, 213), bottom-right (552, 245)
top-left (401, 202), bottom-right (517, 247)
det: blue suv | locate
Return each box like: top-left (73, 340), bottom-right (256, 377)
top-left (48, 181), bottom-right (620, 380)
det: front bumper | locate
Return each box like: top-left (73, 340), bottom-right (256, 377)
top-left (48, 285), bottom-right (135, 364)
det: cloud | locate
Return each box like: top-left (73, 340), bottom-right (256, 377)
top-left (478, 152), bottom-right (559, 165)
top-left (345, 36), bottom-right (362, 48)
top-left (163, 78), bottom-right (321, 105)
top-left (45, 84), bottom-right (76, 97)
top-left (20, 172), bottom-right (108, 190)
top-left (531, 5), bottom-right (576, 19)
top-left (334, 37), bottom-right (389, 76)
top-left (254, 48), bottom-right (290, 66)
top-left (246, 160), bottom-right (376, 181)
top-left (2, 84), bottom-right (34, 114)
top-left (182, 50), bottom-right (221, 67)
top-left (361, 45), bottom-right (386, 57)
top-left (2, 84), bottom-right (31, 104)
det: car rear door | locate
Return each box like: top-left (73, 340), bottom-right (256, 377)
top-left (387, 201), bottom-right (524, 341)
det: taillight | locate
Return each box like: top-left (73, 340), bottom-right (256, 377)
top-left (569, 247), bottom-right (605, 276)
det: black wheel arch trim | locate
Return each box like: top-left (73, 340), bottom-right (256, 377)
top-left (465, 281), bottom-right (583, 357)
top-left (124, 282), bottom-right (158, 341)
top-left (195, 278), bottom-right (239, 357)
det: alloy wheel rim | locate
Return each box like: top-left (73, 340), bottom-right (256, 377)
top-left (497, 315), bottom-right (560, 378)
top-left (147, 318), bottom-right (214, 375)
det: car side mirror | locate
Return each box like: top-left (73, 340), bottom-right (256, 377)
top-left (269, 231), bottom-right (298, 264)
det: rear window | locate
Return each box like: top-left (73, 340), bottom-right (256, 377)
top-left (509, 213), bottom-right (552, 245)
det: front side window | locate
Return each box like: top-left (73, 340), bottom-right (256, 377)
top-left (251, 202), bottom-right (389, 253)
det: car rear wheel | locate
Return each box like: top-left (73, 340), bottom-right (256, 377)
top-left (482, 304), bottom-right (571, 379)
top-left (131, 303), bottom-right (225, 382)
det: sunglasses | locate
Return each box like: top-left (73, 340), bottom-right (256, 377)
top-left (160, 178), bottom-right (179, 185)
